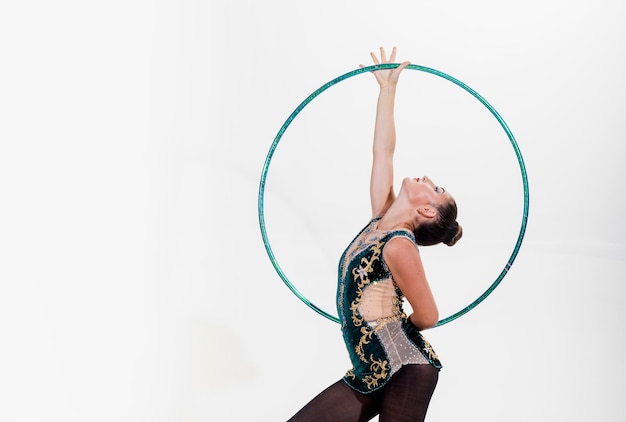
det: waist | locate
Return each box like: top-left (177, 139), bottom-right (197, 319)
top-left (365, 313), bottom-right (406, 329)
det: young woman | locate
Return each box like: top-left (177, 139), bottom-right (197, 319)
top-left (288, 47), bottom-right (462, 422)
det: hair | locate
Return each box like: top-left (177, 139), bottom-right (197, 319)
top-left (414, 199), bottom-right (463, 247)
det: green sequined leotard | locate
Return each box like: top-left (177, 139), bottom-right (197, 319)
top-left (336, 217), bottom-right (442, 394)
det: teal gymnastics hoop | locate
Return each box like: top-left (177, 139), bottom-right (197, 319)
top-left (258, 63), bottom-right (529, 327)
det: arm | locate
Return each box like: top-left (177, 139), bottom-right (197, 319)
top-left (383, 237), bottom-right (439, 330)
top-left (365, 47), bottom-right (410, 217)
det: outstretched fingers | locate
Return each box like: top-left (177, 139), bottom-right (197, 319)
top-left (367, 47), bottom-right (406, 69)
top-left (380, 46), bottom-right (388, 62)
top-left (372, 46), bottom-right (397, 64)
top-left (370, 51), bottom-right (380, 65)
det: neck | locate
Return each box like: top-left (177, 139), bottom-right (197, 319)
top-left (376, 202), bottom-right (416, 232)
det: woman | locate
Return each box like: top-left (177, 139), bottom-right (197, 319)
top-left (288, 47), bottom-right (462, 422)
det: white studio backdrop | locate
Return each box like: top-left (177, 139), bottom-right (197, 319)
top-left (1, 1), bottom-right (625, 421)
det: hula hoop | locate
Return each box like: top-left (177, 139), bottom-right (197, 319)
top-left (258, 63), bottom-right (529, 327)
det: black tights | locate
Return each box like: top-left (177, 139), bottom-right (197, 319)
top-left (287, 365), bottom-right (439, 422)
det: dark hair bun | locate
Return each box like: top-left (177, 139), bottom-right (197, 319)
top-left (444, 222), bottom-right (463, 247)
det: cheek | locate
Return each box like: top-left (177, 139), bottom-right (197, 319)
top-left (409, 186), bottom-right (433, 205)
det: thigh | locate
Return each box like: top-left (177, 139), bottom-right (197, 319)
top-left (379, 365), bottom-right (439, 422)
top-left (288, 379), bottom-right (380, 422)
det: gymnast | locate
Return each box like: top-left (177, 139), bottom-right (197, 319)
top-left (287, 47), bottom-right (463, 422)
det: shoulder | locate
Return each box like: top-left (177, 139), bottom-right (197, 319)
top-left (384, 229), bottom-right (417, 247)
top-left (383, 233), bottom-right (419, 259)
top-left (382, 233), bottom-right (427, 282)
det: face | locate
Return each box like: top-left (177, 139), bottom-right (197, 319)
top-left (401, 175), bottom-right (453, 210)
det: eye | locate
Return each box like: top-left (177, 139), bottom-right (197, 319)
top-left (435, 186), bottom-right (445, 194)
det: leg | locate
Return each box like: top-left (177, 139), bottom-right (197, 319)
top-left (378, 365), bottom-right (439, 422)
top-left (288, 379), bottom-right (380, 422)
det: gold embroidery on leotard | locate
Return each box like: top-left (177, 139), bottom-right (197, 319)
top-left (422, 338), bottom-right (440, 361)
top-left (349, 240), bottom-right (383, 327)
top-left (355, 326), bottom-right (373, 362)
top-left (345, 240), bottom-right (392, 384)
top-left (362, 355), bottom-right (389, 389)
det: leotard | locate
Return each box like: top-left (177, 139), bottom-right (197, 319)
top-left (336, 217), bottom-right (442, 393)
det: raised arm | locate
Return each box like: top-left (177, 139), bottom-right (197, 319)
top-left (364, 47), bottom-right (410, 217)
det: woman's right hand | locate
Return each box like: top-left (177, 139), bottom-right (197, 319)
top-left (361, 46), bottom-right (410, 89)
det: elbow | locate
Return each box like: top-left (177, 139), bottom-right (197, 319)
top-left (421, 313), bottom-right (439, 330)
top-left (410, 309), bottom-right (439, 331)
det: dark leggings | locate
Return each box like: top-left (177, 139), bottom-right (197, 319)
top-left (287, 364), bottom-right (439, 422)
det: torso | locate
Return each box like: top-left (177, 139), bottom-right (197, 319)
top-left (336, 217), bottom-right (442, 393)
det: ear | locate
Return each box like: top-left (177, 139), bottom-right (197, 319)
top-left (417, 207), bottom-right (437, 220)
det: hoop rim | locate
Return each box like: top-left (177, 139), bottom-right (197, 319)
top-left (258, 63), bottom-right (529, 327)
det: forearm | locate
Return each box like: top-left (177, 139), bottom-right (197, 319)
top-left (407, 276), bottom-right (439, 330)
top-left (372, 85), bottom-right (398, 157)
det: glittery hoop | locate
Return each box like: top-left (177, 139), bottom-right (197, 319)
top-left (258, 63), bottom-right (529, 327)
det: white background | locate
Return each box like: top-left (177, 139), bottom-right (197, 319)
top-left (1, 1), bottom-right (625, 421)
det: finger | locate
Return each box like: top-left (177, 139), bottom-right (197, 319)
top-left (379, 46), bottom-right (387, 63)
top-left (398, 60), bottom-right (411, 71)
top-left (391, 61), bottom-right (411, 79)
top-left (389, 46), bottom-right (397, 63)
top-left (370, 52), bottom-right (380, 65)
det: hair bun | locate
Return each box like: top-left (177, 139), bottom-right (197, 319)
top-left (444, 222), bottom-right (463, 247)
